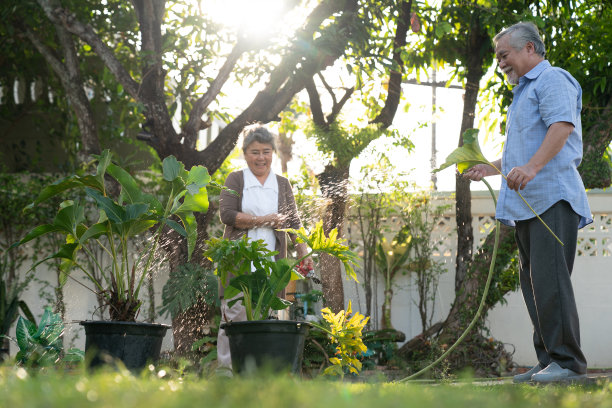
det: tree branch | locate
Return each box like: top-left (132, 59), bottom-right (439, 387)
top-left (22, 27), bottom-right (68, 86)
top-left (327, 85), bottom-right (354, 124)
top-left (371, 0), bottom-right (412, 128)
top-left (22, 20), bottom-right (100, 160)
top-left (305, 77), bottom-right (327, 128)
top-left (182, 41), bottom-right (247, 149)
top-left (37, 0), bottom-right (140, 100)
top-left (318, 73), bottom-right (338, 107)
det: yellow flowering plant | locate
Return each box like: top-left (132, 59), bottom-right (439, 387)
top-left (311, 301), bottom-right (369, 377)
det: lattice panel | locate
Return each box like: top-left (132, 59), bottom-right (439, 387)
top-left (431, 216), bottom-right (455, 258)
top-left (577, 213), bottom-right (612, 257)
top-left (346, 211), bottom-right (612, 261)
top-left (474, 215), bottom-right (497, 247)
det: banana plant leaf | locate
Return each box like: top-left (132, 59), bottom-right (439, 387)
top-left (434, 128), bottom-right (563, 246)
top-left (434, 128), bottom-right (494, 174)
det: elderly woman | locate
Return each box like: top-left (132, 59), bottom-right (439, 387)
top-left (216, 125), bottom-right (313, 374)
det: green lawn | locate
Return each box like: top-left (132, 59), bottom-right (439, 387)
top-left (1, 365), bottom-right (611, 408)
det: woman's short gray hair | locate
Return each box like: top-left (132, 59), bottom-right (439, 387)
top-left (494, 22), bottom-right (546, 57)
top-left (241, 125), bottom-right (277, 152)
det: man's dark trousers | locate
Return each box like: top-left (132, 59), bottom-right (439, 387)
top-left (514, 199), bottom-right (587, 374)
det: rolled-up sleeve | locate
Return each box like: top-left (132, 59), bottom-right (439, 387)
top-left (538, 69), bottom-right (580, 128)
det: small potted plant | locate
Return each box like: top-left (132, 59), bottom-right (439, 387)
top-left (203, 221), bottom-right (359, 374)
top-left (14, 150), bottom-right (214, 369)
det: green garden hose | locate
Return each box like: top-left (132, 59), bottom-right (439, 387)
top-left (398, 178), bottom-right (500, 382)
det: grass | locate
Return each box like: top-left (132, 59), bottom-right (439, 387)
top-left (1, 364), bottom-right (612, 408)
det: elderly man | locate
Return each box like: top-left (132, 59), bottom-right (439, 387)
top-left (463, 22), bottom-right (592, 383)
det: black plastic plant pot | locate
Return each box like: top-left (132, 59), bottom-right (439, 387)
top-left (222, 320), bottom-right (310, 375)
top-left (80, 320), bottom-right (170, 371)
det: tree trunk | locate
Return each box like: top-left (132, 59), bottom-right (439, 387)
top-left (454, 78), bottom-right (481, 292)
top-left (451, 11), bottom-right (489, 318)
top-left (441, 223), bottom-right (515, 337)
top-left (381, 287), bottom-right (394, 330)
top-left (317, 164), bottom-right (350, 313)
top-left (398, 224), bottom-right (516, 355)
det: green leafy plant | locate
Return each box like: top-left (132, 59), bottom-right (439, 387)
top-left (1, 255), bottom-right (36, 341)
top-left (159, 263), bottom-right (219, 319)
top-left (15, 308), bottom-right (83, 367)
top-left (204, 221), bottom-right (359, 321)
top-left (375, 235), bottom-right (412, 329)
top-left (435, 128), bottom-right (562, 245)
top-left (14, 150), bottom-right (215, 321)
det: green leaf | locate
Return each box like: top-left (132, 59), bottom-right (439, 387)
top-left (106, 162), bottom-right (143, 204)
top-left (164, 219), bottom-right (187, 237)
top-left (162, 155), bottom-right (183, 181)
top-left (53, 201), bottom-right (85, 235)
top-left (170, 190), bottom-right (188, 214)
top-left (35, 308), bottom-right (63, 348)
top-left (125, 219), bottom-right (158, 237)
top-left (124, 203), bottom-right (149, 221)
top-left (177, 212), bottom-right (197, 260)
top-left (14, 224), bottom-right (64, 247)
top-left (176, 186), bottom-right (209, 213)
top-left (94, 149), bottom-right (112, 186)
top-left (63, 348), bottom-right (85, 362)
top-left (159, 264), bottom-right (218, 318)
top-left (199, 349), bottom-right (217, 365)
top-left (15, 317), bottom-right (34, 351)
top-left (48, 243), bottom-right (80, 263)
top-left (25, 174), bottom-right (104, 209)
top-left (17, 301), bottom-right (36, 326)
top-left (79, 222), bottom-right (109, 244)
top-left (284, 221), bottom-right (359, 282)
top-left (186, 165), bottom-right (211, 186)
top-left (86, 188), bottom-right (125, 223)
top-left (434, 128), bottom-right (491, 174)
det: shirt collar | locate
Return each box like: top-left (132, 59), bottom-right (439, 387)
top-left (243, 167), bottom-right (278, 191)
top-left (523, 60), bottom-right (551, 80)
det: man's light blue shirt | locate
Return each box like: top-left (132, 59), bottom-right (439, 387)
top-left (496, 60), bottom-right (592, 229)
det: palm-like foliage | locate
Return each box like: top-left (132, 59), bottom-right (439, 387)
top-left (14, 150), bottom-right (214, 321)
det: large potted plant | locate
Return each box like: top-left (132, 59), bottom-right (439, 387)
top-left (204, 221), bottom-right (359, 374)
top-left (14, 150), bottom-right (214, 369)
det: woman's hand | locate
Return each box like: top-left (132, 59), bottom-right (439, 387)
top-left (296, 242), bottom-right (313, 272)
top-left (259, 213), bottom-right (287, 228)
top-left (234, 212), bottom-right (287, 229)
